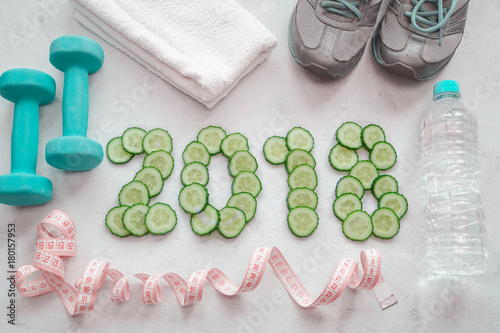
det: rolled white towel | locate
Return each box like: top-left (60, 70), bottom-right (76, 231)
top-left (74, 0), bottom-right (278, 108)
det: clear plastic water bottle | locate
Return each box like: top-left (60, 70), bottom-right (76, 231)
top-left (420, 80), bottom-right (487, 275)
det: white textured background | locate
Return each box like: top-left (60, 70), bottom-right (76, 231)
top-left (0, 0), bottom-right (499, 332)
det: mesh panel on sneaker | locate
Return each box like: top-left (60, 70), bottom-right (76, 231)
top-left (335, 28), bottom-right (370, 62)
top-left (380, 9), bottom-right (410, 51)
top-left (296, 1), bottom-right (325, 49)
top-left (422, 33), bottom-right (462, 62)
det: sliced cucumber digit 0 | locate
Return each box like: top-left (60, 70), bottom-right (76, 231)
top-left (336, 122), bottom-right (362, 149)
top-left (371, 207), bottom-right (400, 239)
top-left (105, 206), bottom-right (130, 237)
top-left (145, 202), bottom-right (177, 235)
top-left (228, 150), bottom-right (258, 176)
top-left (287, 206), bottom-right (319, 237)
top-left (183, 141), bottom-right (211, 165)
top-left (342, 210), bottom-right (372, 241)
top-left (288, 164), bottom-right (318, 190)
top-left (329, 143), bottom-right (359, 171)
top-left (285, 149), bottom-right (316, 174)
top-left (220, 133), bottom-right (249, 158)
top-left (348, 161), bottom-right (379, 190)
top-left (107, 137), bottom-right (133, 164)
top-left (286, 127), bottom-right (314, 152)
top-left (361, 124), bottom-right (386, 150)
top-left (335, 175), bottom-right (365, 199)
top-left (197, 126), bottom-right (227, 155)
top-left (227, 192), bottom-right (257, 222)
top-left (372, 175), bottom-right (399, 200)
top-left (218, 206), bottom-right (246, 238)
top-left (134, 167), bottom-right (164, 197)
top-left (263, 136), bottom-right (289, 165)
top-left (287, 187), bottom-right (318, 210)
top-left (178, 183), bottom-right (209, 214)
top-left (123, 203), bottom-right (150, 236)
top-left (118, 180), bottom-right (150, 206)
top-left (122, 127), bottom-right (147, 154)
top-left (333, 193), bottom-right (363, 221)
top-left (143, 150), bottom-right (174, 179)
top-left (191, 205), bottom-right (220, 236)
top-left (379, 192), bottom-right (408, 219)
top-left (143, 128), bottom-right (173, 154)
top-left (181, 162), bottom-right (209, 186)
top-left (370, 142), bottom-right (397, 171)
top-left (232, 171), bottom-right (262, 197)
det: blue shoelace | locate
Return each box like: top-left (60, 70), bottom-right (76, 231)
top-left (404, 0), bottom-right (458, 45)
top-left (321, 0), bottom-right (369, 20)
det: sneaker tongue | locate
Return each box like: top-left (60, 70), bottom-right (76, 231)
top-left (322, 0), bottom-right (363, 22)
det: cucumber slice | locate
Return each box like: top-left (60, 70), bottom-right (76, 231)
top-left (134, 167), bottom-right (164, 197)
top-left (123, 203), bottom-right (149, 236)
top-left (122, 127), bottom-right (147, 154)
top-left (227, 192), bottom-right (257, 222)
top-left (348, 161), bottom-right (379, 190)
top-left (220, 133), bottom-right (249, 158)
top-left (143, 150), bottom-right (174, 179)
top-left (118, 180), bottom-right (150, 206)
top-left (142, 128), bottom-right (173, 154)
top-left (333, 193), bottom-right (363, 221)
top-left (228, 150), bottom-right (258, 176)
top-left (361, 124), bottom-right (386, 150)
top-left (379, 192), bottom-right (408, 219)
top-left (286, 127), bottom-right (314, 152)
top-left (178, 183), bottom-right (209, 214)
top-left (285, 149), bottom-right (316, 174)
top-left (372, 175), bottom-right (399, 200)
top-left (145, 203), bottom-right (177, 235)
top-left (218, 206), bottom-right (246, 238)
top-left (287, 207), bottom-right (319, 237)
top-left (105, 206), bottom-right (130, 237)
top-left (370, 142), bottom-right (397, 170)
top-left (335, 175), bottom-right (365, 199)
top-left (183, 141), bottom-right (211, 165)
top-left (181, 162), bottom-right (209, 186)
top-left (371, 207), bottom-right (400, 239)
top-left (107, 137), bottom-right (133, 164)
top-left (263, 136), bottom-right (289, 165)
top-left (287, 164), bottom-right (318, 190)
top-left (336, 122), bottom-right (362, 149)
top-left (197, 126), bottom-right (227, 155)
top-left (190, 205), bottom-right (220, 236)
top-left (232, 171), bottom-right (262, 197)
top-left (287, 187), bottom-right (318, 210)
top-left (342, 210), bottom-right (372, 241)
top-left (329, 143), bottom-right (359, 171)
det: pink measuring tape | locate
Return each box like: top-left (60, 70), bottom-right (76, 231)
top-left (16, 210), bottom-right (397, 314)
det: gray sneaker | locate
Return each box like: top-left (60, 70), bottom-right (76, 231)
top-left (288, 0), bottom-right (382, 79)
top-left (372, 0), bottom-right (469, 81)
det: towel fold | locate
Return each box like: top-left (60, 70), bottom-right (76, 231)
top-left (74, 0), bottom-right (278, 108)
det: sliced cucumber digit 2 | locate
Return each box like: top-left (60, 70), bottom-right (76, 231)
top-left (123, 203), bottom-right (150, 236)
top-left (105, 206), bottom-right (130, 237)
top-left (143, 150), bottom-right (174, 179)
top-left (122, 127), bottom-right (147, 155)
top-left (145, 202), bottom-right (177, 235)
top-left (134, 167), bottom-right (164, 197)
top-left (143, 128), bottom-right (173, 154)
top-left (107, 137), bottom-right (134, 164)
top-left (118, 180), bottom-right (150, 206)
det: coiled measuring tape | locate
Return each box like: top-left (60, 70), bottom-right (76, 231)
top-left (16, 210), bottom-right (397, 315)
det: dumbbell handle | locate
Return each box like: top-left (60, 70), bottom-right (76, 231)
top-left (11, 98), bottom-right (39, 174)
top-left (62, 66), bottom-right (88, 137)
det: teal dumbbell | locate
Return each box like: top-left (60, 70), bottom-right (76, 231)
top-left (45, 35), bottom-right (104, 171)
top-left (0, 69), bottom-right (56, 206)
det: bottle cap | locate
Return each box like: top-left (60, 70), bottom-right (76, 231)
top-left (433, 80), bottom-right (460, 97)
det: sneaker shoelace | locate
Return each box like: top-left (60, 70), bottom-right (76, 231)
top-left (321, 0), bottom-right (369, 20)
top-left (404, 0), bottom-right (458, 45)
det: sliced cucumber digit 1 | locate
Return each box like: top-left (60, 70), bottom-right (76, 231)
top-left (370, 142), bottom-right (397, 171)
top-left (107, 137), bottom-right (134, 164)
top-left (197, 126), bottom-right (227, 155)
top-left (286, 127), bottom-right (314, 152)
top-left (220, 133), bottom-right (249, 158)
top-left (263, 136), bottom-right (289, 165)
top-left (122, 127), bottom-right (147, 154)
top-left (336, 122), bottom-right (362, 149)
top-left (287, 188), bottom-right (318, 210)
top-left (342, 210), bottom-right (372, 241)
top-left (145, 202), bottom-right (177, 235)
top-left (288, 164), bottom-right (318, 190)
top-left (287, 206), bottom-right (319, 237)
top-left (285, 149), bottom-right (316, 174)
top-left (105, 206), bottom-right (130, 237)
top-left (143, 128), bottom-right (173, 154)
top-left (329, 143), bottom-right (359, 171)
top-left (119, 180), bottom-right (150, 206)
